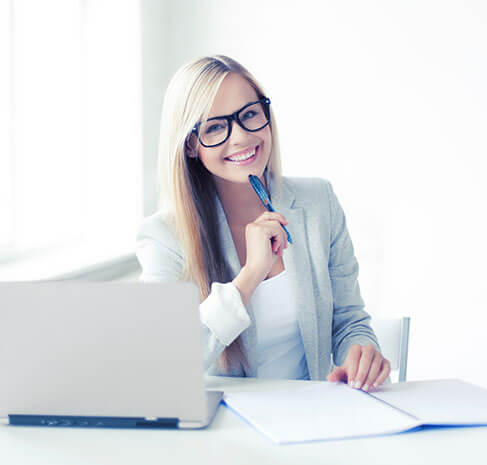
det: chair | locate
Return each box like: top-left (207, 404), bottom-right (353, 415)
top-left (370, 317), bottom-right (410, 382)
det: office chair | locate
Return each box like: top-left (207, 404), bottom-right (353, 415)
top-left (370, 317), bottom-right (410, 382)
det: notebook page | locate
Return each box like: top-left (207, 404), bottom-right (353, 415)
top-left (223, 382), bottom-right (421, 444)
top-left (369, 379), bottom-right (487, 425)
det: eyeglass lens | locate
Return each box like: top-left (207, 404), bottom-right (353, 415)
top-left (198, 101), bottom-right (269, 147)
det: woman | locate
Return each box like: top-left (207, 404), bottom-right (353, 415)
top-left (136, 55), bottom-right (391, 391)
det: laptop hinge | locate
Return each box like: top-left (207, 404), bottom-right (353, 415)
top-left (8, 415), bottom-right (179, 429)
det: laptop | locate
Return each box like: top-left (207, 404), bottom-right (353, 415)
top-left (0, 280), bottom-right (223, 429)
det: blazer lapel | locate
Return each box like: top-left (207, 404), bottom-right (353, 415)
top-left (270, 176), bottom-right (319, 380)
top-left (215, 174), bottom-right (319, 380)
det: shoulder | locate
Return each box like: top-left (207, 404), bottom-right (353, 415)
top-left (282, 175), bottom-right (331, 192)
top-left (281, 176), bottom-right (334, 207)
top-left (136, 211), bottom-right (183, 256)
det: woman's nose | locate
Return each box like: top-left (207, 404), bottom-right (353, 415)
top-left (228, 119), bottom-right (251, 145)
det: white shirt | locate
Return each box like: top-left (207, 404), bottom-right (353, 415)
top-left (251, 269), bottom-right (309, 380)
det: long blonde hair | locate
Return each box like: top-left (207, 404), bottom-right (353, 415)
top-left (157, 55), bottom-right (283, 374)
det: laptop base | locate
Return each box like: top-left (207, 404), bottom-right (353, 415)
top-left (8, 391), bottom-right (224, 429)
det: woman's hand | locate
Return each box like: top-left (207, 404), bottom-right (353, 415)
top-left (243, 211), bottom-right (289, 283)
top-left (327, 344), bottom-right (391, 392)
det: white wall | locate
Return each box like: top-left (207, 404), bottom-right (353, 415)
top-left (141, 1), bottom-right (487, 386)
top-left (140, 0), bottom-right (169, 216)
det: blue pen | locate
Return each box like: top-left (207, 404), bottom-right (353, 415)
top-left (248, 174), bottom-right (293, 244)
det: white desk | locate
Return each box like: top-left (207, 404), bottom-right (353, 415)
top-left (1, 376), bottom-right (486, 465)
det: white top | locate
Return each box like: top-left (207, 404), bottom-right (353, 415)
top-left (251, 269), bottom-right (309, 380)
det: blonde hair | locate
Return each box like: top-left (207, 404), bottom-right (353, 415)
top-left (157, 55), bottom-right (283, 374)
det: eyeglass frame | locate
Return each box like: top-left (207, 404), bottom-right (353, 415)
top-left (191, 97), bottom-right (271, 148)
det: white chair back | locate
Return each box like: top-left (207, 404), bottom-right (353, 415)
top-left (370, 317), bottom-right (410, 382)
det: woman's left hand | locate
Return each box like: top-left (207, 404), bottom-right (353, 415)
top-left (326, 344), bottom-right (391, 392)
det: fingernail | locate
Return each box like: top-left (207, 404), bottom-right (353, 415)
top-left (348, 379), bottom-right (354, 386)
top-left (354, 380), bottom-right (362, 389)
top-left (363, 384), bottom-right (369, 392)
top-left (373, 382), bottom-right (378, 390)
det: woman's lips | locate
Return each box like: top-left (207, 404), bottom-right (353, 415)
top-left (224, 146), bottom-right (259, 165)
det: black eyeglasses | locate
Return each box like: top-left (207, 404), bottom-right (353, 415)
top-left (192, 97), bottom-right (271, 148)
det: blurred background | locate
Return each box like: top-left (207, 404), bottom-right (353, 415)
top-left (1, 0), bottom-right (486, 386)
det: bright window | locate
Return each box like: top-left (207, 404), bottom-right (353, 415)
top-left (0, 0), bottom-right (142, 272)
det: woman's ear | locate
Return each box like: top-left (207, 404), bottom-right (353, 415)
top-left (185, 133), bottom-right (199, 159)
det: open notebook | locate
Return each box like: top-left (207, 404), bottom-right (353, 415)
top-left (223, 379), bottom-right (487, 444)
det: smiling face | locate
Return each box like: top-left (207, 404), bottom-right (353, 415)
top-left (193, 73), bottom-right (272, 185)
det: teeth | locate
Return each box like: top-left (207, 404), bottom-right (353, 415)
top-left (227, 148), bottom-right (256, 162)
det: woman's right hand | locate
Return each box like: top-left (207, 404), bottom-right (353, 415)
top-left (243, 211), bottom-right (289, 282)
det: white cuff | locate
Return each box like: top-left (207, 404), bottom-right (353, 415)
top-left (199, 282), bottom-right (251, 346)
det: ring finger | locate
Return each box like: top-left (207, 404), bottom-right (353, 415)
top-left (363, 352), bottom-right (383, 391)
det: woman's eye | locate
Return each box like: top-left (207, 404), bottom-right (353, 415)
top-left (205, 124), bottom-right (223, 133)
top-left (242, 110), bottom-right (257, 120)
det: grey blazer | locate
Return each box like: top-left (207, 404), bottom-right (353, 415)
top-left (135, 175), bottom-right (381, 381)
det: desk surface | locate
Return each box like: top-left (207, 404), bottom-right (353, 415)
top-left (1, 376), bottom-right (486, 465)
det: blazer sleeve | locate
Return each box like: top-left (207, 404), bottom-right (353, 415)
top-left (325, 181), bottom-right (382, 367)
top-left (135, 215), bottom-right (251, 372)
